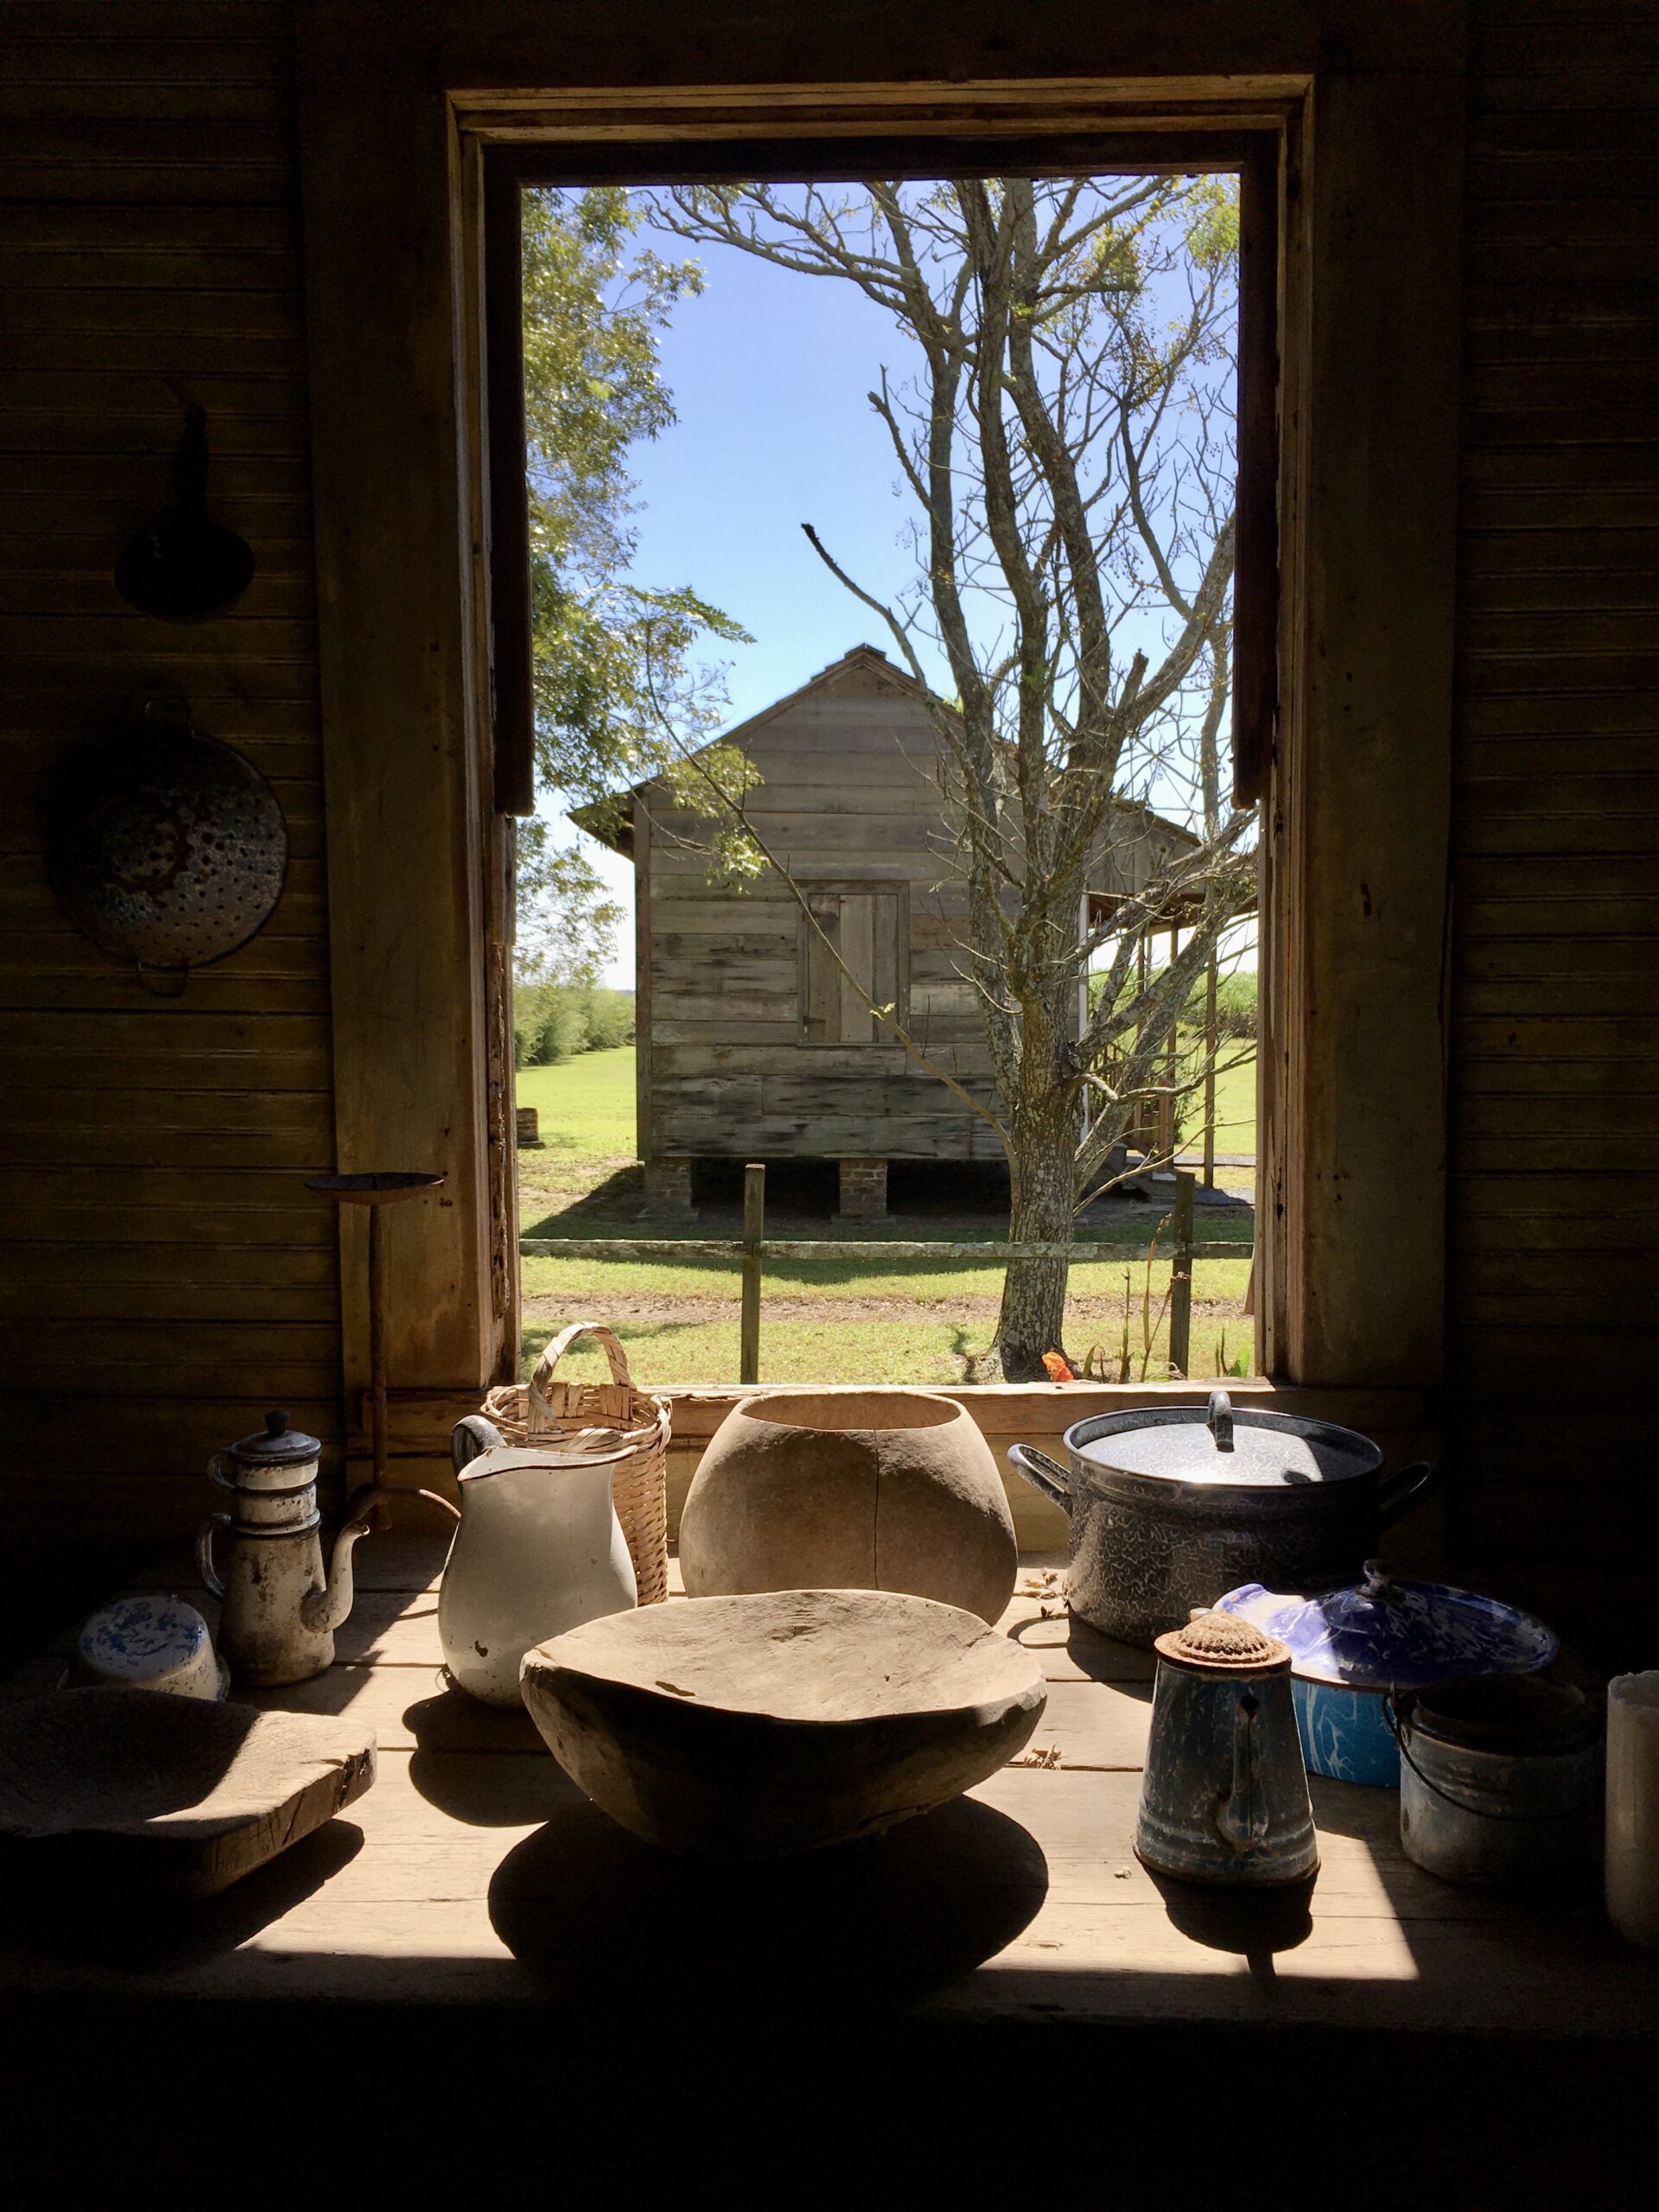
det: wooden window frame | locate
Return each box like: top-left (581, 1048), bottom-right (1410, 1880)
top-left (296, 16), bottom-right (1462, 1479)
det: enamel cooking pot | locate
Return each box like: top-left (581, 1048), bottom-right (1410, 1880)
top-left (1216, 1563), bottom-right (1557, 1786)
top-left (1007, 1390), bottom-right (1436, 1649)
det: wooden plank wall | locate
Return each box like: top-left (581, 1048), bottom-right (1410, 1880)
top-left (1449, 0), bottom-right (1659, 1573)
top-left (646, 654), bottom-right (1007, 1161)
top-left (0, 2), bottom-right (340, 1548)
top-left (646, 650), bottom-right (1196, 1164)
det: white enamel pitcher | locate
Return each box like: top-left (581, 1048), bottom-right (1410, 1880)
top-left (438, 1415), bottom-right (638, 1708)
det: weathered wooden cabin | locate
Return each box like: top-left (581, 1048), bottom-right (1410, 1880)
top-left (3, 2), bottom-right (1657, 2171)
top-left (578, 644), bottom-right (1205, 1215)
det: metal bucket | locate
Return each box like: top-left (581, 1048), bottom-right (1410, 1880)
top-left (1392, 1675), bottom-right (1601, 1890)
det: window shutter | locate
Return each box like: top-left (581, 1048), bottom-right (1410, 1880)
top-left (801, 890), bottom-right (904, 1043)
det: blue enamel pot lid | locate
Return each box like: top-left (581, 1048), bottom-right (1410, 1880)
top-left (1216, 1562), bottom-right (1558, 1691)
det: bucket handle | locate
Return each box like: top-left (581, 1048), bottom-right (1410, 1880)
top-left (1384, 1694), bottom-right (1598, 1822)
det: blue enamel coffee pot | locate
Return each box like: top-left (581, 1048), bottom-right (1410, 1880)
top-left (1135, 1607), bottom-right (1319, 1887)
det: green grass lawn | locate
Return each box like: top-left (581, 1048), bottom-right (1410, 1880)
top-left (517, 1052), bottom-right (638, 1158)
top-left (515, 1042), bottom-right (1258, 1388)
top-left (1195, 1045), bottom-right (1257, 1160)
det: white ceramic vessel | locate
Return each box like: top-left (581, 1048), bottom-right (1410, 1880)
top-left (438, 1439), bottom-right (638, 1707)
top-left (1607, 1670), bottom-right (1659, 1947)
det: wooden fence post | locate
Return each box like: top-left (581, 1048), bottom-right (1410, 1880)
top-left (1168, 1168), bottom-right (1195, 1376)
top-left (740, 1161), bottom-right (765, 1385)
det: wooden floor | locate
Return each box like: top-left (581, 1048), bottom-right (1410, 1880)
top-left (2, 1540), bottom-right (1656, 2042)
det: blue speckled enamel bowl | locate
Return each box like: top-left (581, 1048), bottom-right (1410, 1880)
top-left (1217, 1567), bottom-right (1558, 1786)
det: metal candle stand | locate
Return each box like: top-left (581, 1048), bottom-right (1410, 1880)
top-left (308, 1172), bottom-right (446, 1527)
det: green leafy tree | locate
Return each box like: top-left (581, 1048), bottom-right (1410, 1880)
top-left (521, 190), bottom-right (751, 854)
top-left (513, 818), bottom-right (624, 989)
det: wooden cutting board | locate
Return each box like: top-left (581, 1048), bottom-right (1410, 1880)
top-left (0, 1688), bottom-right (376, 1897)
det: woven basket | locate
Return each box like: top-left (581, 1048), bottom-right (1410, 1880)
top-left (480, 1322), bottom-right (671, 1606)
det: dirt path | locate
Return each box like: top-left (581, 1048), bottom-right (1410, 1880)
top-left (524, 1290), bottom-right (1249, 1326)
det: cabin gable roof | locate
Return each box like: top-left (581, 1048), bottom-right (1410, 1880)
top-left (570, 641), bottom-right (1203, 865)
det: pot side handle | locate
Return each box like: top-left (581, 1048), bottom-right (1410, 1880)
top-left (1006, 1444), bottom-right (1073, 1513)
top-left (1376, 1460), bottom-right (1440, 1530)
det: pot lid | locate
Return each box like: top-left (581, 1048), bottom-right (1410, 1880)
top-left (1154, 1607), bottom-right (1291, 1673)
top-left (1217, 1562), bottom-right (1558, 1690)
top-left (228, 1408), bottom-right (320, 1466)
top-left (1070, 1389), bottom-right (1382, 1489)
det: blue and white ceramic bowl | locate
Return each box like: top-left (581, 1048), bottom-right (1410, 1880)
top-left (1216, 1565), bottom-right (1557, 1786)
top-left (70, 1594), bottom-right (228, 1700)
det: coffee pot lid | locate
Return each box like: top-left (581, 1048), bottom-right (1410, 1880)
top-left (1155, 1607), bottom-right (1291, 1672)
top-left (228, 1408), bottom-right (320, 1465)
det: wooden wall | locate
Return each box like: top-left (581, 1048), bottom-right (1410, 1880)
top-left (645, 649), bottom-right (1001, 1163)
top-left (1447, 0), bottom-right (1659, 1574)
top-left (643, 646), bottom-right (1196, 1164)
top-left (0, 2), bottom-right (340, 1548)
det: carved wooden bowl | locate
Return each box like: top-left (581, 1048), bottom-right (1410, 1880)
top-left (520, 1588), bottom-right (1046, 1860)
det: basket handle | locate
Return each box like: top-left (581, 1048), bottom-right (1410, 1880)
top-left (531, 1320), bottom-right (635, 1408)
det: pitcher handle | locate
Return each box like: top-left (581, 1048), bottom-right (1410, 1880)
top-left (1005, 1445), bottom-right (1073, 1514)
top-left (196, 1512), bottom-right (229, 1599)
top-left (452, 1414), bottom-right (505, 1475)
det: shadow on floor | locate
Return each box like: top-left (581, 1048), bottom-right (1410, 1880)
top-left (1140, 1862), bottom-right (1316, 1965)
top-left (489, 1791), bottom-right (1050, 2018)
top-left (0, 1817), bottom-right (364, 1972)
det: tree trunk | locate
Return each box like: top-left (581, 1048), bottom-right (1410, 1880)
top-left (995, 1098), bottom-right (1079, 1381)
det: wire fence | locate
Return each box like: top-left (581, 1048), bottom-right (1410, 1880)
top-left (521, 1161), bottom-right (1253, 1384)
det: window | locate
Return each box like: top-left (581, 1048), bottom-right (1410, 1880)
top-left (800, 887), bottom-right (906, 1046)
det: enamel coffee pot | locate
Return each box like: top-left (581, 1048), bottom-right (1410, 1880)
top-left (1135, 1607), bottom-right (1319, 1886)
top-left (198, 1411), bottom-right (378, 1686)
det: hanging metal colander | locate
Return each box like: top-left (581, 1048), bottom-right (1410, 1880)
top-left (46, 694), bottom-right (289, 995)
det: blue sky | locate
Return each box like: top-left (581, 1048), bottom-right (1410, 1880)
top-left (620, 214), bottom-right (953, 711)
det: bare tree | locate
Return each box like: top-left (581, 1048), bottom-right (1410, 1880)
top-left (657, 176), bottom-right (1255, 1378)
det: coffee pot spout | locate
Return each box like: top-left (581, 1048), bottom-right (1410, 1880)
top-left (300, 1485), bottom-right (381, 1635)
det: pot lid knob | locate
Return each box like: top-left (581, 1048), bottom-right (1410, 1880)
top-left (1161, 1607), bottom-right (1287, 1669)
top-left (1206, 1389), bottom-right (1235, 1452)
top-left (228, 1407), bottom-right (321, 1464)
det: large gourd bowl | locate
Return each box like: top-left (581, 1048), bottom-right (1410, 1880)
top-left (519, 1588), bottom-right (1046, 1860)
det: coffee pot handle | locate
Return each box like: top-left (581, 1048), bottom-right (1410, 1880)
top-left (1217, 1692), bottom-right (1266, 1853)
top-left (196, 1512), bottom-right (229, 1598)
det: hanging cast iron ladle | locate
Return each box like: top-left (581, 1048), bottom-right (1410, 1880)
top-left (114, 403), bottom-right (255, 622)
top-left (45, 691), bottom-right (289, 996)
